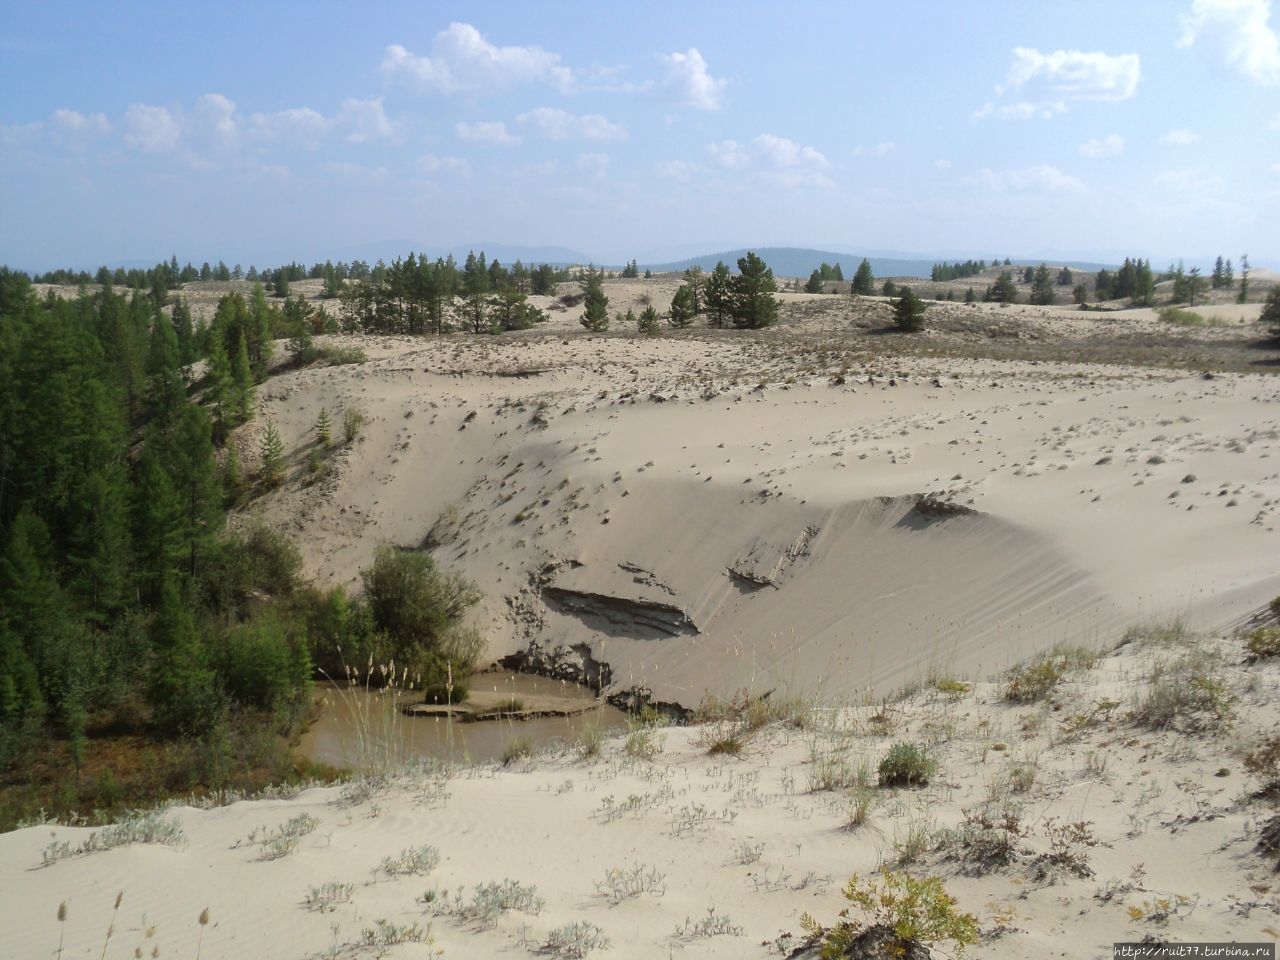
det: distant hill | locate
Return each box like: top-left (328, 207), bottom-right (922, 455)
top-left (642, 248), bottom-right (935, 279)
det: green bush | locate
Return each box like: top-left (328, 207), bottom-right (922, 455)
top-left (801, 868), bottom-right (978, 959)
top-left (1245, 627), bottom-right (1280, 660)
top-left (199, 524), bottom-right (303, 617)
top-left (878, 742), bottom-right (934, 787)
top-left (216, 615), bottom-right (311, 714)
top-left (358, 545), bottom-right (483, 698)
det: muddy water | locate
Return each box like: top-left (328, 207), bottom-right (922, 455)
top-left (297, 671), bottom-right (628, 768)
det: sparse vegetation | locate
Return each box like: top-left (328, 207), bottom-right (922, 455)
top-left (544, 921), bottom-right (609, 958)
top-left (1132, 648), bottom-right (1236, 731)
top-left (1003, 644), bottom-right (1099, 703)
top-left (800, 868), bottom-right (979, 959)
top-left (878, 742), bottom-right (934, 787)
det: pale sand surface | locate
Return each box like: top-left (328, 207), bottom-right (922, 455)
top-left (7, 635), bottom-right (1280, 959)
top-left (5, 281), bottom-right (1280, 958)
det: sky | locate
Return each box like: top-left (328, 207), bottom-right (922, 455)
top-left (2, 0), bottom-right (1278, 272)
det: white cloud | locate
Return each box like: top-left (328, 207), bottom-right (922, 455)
top-left (517, 107), bottom-right (626, 141)
top-left (381, 23), bottom-right (573, 95)
top-left (730, 134), bottom-right (833, 188)
top-left (699, 134), bottom-right (830, 186)
top-left (933, 158), bottom-right (953, 170)
top-left (193, 93), bottom-right (239, 148)
top-left (123, 103), bottom-right (181, 151)
top-left (249, 107), bottom-right (330, 149)
top-left (1078, 133), bottom-right (1125, 157)
top-left (577, 152), bottom-right (609, 178)
top-left (417, 153), bottom-right (471, 177)
top-left (1179, 0), bottom-right (1280, 85)
top-left (51, 109), bottom-right (110, 136)
top-left (1162, 128), bottom-right (1200, 146)
top-left (662, 48), bottom-right (726, 110)
top-left (336, 98), bottom-right (398, 143)
top-left (455, 120), bottom-right (521, 145)
top-left (980, 46), bottom-right (1139, 119)
top-left (708, 139), bottom-right (749, 169)
top-left (752, 133), bottom-right (829, 169)
top-left (854, 141), bottom-right (897, 158)
top-left (973, 99), bottom-right (1067, 120)
top-left (1001, 46), bottom-right (1141, 99)
top-left (975, 164), bottom-right (1086, 194)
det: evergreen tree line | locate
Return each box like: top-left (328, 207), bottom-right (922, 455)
top-left (0, 268), bottom-right (480, 824)
top-left (337, 251), bottom-right (567, 336)
top-left (803, 261), bottom-right (845, 293)
top-left (930, 260), bottom-right (987, 282)
top-left (640, 252), bottom-right (780, 332)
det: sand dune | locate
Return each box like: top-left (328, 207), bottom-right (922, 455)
top-left (246, 325), bottom-right (1280, 708)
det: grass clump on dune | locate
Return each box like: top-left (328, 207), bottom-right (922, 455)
top-left (1003, 643), bottom-right (1100, 703)
top-left (878, 742), bottom-right (934, 788)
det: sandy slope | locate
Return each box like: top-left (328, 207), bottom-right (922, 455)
top-left (245, 323), bottom-right (1280, 706)
top-left (8, 629), bottom-right (1280, 960)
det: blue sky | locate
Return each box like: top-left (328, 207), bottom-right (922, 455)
top-left (2, 0), bottom-right (1278, 271)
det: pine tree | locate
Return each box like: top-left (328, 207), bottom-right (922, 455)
top-left (131, 445), bottom-right (183, 602)
top-left (171, 297), bottom-right (195, 369)
top-left (579, 267), bottom-right (609, 332)
top-left (166, 405), bottom-right (222, 581)
top-left (703, 262), bottom-right (732, 329)
top-left (260, 420), bottom-right (284, 486)
top-left (462, 251), bottom-right (491, 334)
top-left (231, 331), bottom-right (254, 424)
top-left (1132, 259), bottom-right (1156, 306)
top-left (221, 444), bottom-right (244, 508)
top-left (851, 258), bottom-right (875, 295)
top-left (1030, 264), bottom-right (1056, 305)
top-left (893, 288), bottom-right (927, 332)
top-left (315, 408), bottom-right (331, 447)
top-left (145, 313), bottom-right (186, 428)
top-left (668, 283), bottom-right (697, 328)
top-left (248, 283), bottom-right (274, 379)
top-left (1238, 255), bottom-right (1251, 304)
top-left (637, 305), bottom-right (660, 335)
top-left (985, 271), bottom-right (1018, 304)
top-left (729, 252), bottom-right (779, 329)
top-left (1261, 287), bottom-right (1280, 340)
top-left (805, 270), bottom-right (824, 294)
top-left (1211, 256), bottom-right (1227, 289)
top-left (681, 266), bottom-right (704, 314)
top-left (205, 331), bottom-right (234, 442)
top-left (149, 576), bottom-right (218, 737)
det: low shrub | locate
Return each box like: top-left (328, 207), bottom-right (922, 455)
top-left (1133, 650), bottom-right (1235, 731)
top-left (800, 868), bottom-right (979, 959)
top-left (1004, 644), bottom-right (1099, 703)
top-left (1245, 627), bottom-right (1280, 660)
top-left (878, 742), bottom-right (934, 787)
